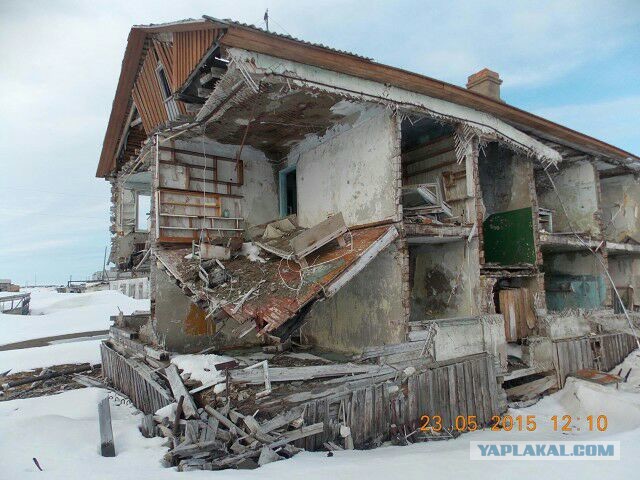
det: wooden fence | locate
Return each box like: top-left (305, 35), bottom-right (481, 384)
top-left (298, 353), bottom-right (501, 450)
top-left (100, 342), bottom-right (172, 414)
top-left (553, 332), bottom-right (637, 387)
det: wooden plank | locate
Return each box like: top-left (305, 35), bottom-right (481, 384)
top-left (268, 423), bottom-right (324, 449)
top-left (231, 363), bottom-right (384, 384)
top-left (374, 384), bottom-right (384, 440)
top-left (415, 371), bottom-right (426, 415)
top-left (485, 358), bottom-right (499, 415)
top-left (290, 212), bottom-right (347, 259)
top-left (363, 387), bottom-right (373, 444)
top-left (438, 367), bottom-right (451, 430)
top-left (204, 405), bottom-right (243, 436)
top-left (447, 365), bottom-right (457, 425)
top-left (470, 358), bottom-right (486, 426)
top-left (98, 397), bottom-right (116, 457)
top-left (455, 362), bottom-right (467, 421)
top-left (506, 375), bottom-right (557, 400)
top-left (463, 361), bottom-right (475, 419)
top-left (407, 375), bottom-right (418, 430)
top-left (427, 369), bottom-right (437, 419)
top-left (566, 341), bottom-right (576, 376)
top-left (165, 364), bottom-right (198, 419)
top-left (259, 408), bottom-right (304, 434)
top-left (476, 358), bottom-right (492, 425)
top-left (561, 342), bottom-right (571, 386)
top-left (325, 226), bottom-right (399, 297)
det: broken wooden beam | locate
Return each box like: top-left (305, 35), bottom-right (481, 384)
top-left (267, 422), bottom-right (324, 448)
top-left (98, 397), bottom-right (116, 457)
top-left (230, 363), bottom-right (384, 385)
top-left (2, 363), bottom-right (95, 389)
top-left (204, 405), bottom-right (243, 436)
top-left (290, 212), bottom-right (348, 264)
top-left (165, 365), bottom-right (199, 419)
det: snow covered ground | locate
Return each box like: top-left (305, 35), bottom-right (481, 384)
top-left (0, 339), bottom-right (104, 373)
top-left (0, 289), bottom-right (148, 373)
top-left (2, 289), bottom-right (640, 477)
top-left (1, 352), bottom-right (640, 479)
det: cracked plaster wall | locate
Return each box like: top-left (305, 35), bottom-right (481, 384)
top-left (286, 107), bottom-right (397, 228)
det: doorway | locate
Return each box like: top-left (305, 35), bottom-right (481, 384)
top-left (279, 165), bottom-right (297, 217)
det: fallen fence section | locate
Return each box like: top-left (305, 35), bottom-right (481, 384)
top-left (100, 341), bottom-right (172, 414)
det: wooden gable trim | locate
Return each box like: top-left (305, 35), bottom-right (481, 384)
top-left (97, 20), bottom-right (216, 178)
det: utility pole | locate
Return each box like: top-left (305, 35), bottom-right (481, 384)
top-left (264, 9), bottom-right (269, 31)
top-left (102, 245), bottom-right (108, 281)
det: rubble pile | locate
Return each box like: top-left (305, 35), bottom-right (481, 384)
top-left (145, 358), bottom-right (336, 471)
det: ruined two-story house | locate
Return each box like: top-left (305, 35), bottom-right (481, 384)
top-left (96, 17), bottom-right (640, 457)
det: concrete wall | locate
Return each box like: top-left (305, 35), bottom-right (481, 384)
top-left (430, 315), bottom-right (507, 370)
top-left (409, 239), bottom-right (480, 321)
top-left (301, 242), bottom-right (405, 354)
top-left (543, 251), bottom-right (607, 311)
top-left (536, 161), bottom-right (601, 235)
top-left (540, 311), bottom-right (593, 340)
top-left (608, 255), bottom-right (640, 309)
top-left (478, 144), bottom-right (534, 217)
top-left (151, 267), bottom-right (259, 353)
top-left (600, 174), bottom-right (640, 243)
top-left (287, 107), bottom-right (398, 228)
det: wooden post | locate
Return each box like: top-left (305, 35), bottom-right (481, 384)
top-left (98, 397), bottom-right (116, 457)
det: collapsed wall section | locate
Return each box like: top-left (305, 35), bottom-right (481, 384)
top-left (301, 241), bottom-right (409, 354)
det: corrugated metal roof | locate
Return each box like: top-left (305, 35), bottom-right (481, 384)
top-left (202, 15), bottom-right (373, 61)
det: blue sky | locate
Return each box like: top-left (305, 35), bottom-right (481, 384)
top-left (0, 0), bottom-right (638, 285)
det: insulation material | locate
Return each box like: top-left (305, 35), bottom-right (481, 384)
top-left (219, 48), bottom-right (562, 165)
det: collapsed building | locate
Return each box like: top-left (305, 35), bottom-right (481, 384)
top-left (96, 17), bottom-right (640, 469)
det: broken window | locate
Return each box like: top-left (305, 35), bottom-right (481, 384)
top-left (156, 64), bottom-right (171, 99)
top-left (155, 63), bottom-right (179, 121)
top-left (136, 193), bottom-right (151, 232)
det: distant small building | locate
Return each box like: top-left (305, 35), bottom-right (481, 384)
top-left (0, 279), bottom-right (20, 293)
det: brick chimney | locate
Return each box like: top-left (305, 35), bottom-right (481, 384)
top-left (466, 68), bottom-right (502, 101)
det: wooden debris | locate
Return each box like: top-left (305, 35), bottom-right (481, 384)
top-left (571, 369), bottom-right (622, 386)
top-left (139, 414), bottom-right (156, 438)
top-left (268, 422), bottom-right (324, 449)
top-left (258, 446), bottom-right (282, 466)
top-left (231, 363), bottom-right (383, 384)
top-left (173, 396), bottom-right (185, 436)
top-left (147, 391), bottom-right (326, 471)
top-left (98, 397), bottom-right (116, 457)
top-left (2, 364), bottom-right (94, 389)
top-left (166, 365), bottom-right (198, 419)
top-left (506, 375), bottom-right (557, 400)
top-left (323, 441), bottom-right (344, 451)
